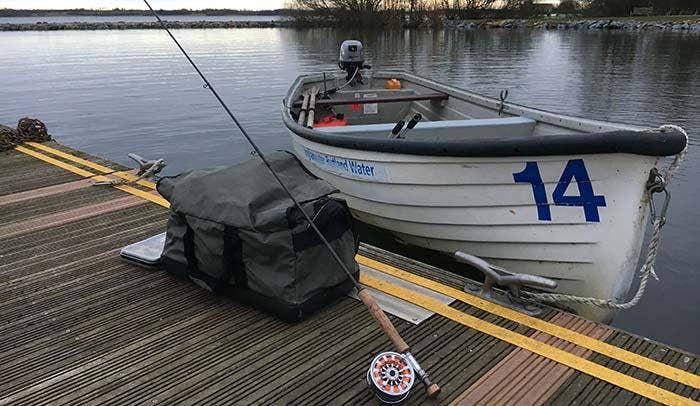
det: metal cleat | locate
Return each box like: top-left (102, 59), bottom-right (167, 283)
top-left (128, 153), bottom-right (166, 177)
top-left (93, 153), bottom-right (166, 186)
top-left (454, 251), bottom-right (557, 316)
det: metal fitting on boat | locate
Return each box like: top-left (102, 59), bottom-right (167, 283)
top-left (646, 168), bottom-right (670, 226)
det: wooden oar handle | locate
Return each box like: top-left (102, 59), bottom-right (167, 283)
top-left (357, 288), bottom-right (410, 353)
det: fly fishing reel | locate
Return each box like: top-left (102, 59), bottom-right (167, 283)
top-left (366, 352), bottom-right (415, 404)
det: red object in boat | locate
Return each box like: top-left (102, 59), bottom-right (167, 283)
top-left (315, 115), bottom-right (348, 128)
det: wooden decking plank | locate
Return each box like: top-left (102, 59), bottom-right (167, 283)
top-left (0, 151), bottom-right (81, 195)
top-left (1, 291), bottom-right (231, 406)
top-left (359, 253), bottom-right (700, 393)
top-left (545, 333), bottom-right (649, 405)
top-left (450, 312), bottom-right (613, 405)
top-left (34, 306), bottom-right (277, 406)
top-left (289, 307), bottom-right (519, 406)
top-left (0, 209), bottom-right (165, 278)
top-left (283, 314), bottom-right (468, 404)
top-left (61, 308), bottom-right (264, 405)
top-left (0, 195), bottom-right (146, 239)
top-left (434, 317), bottom-right (532, 406)
top-left (0, 179), bottom-right (92, 206)
top-left (2, 141), bottom-right (698, 406)
top-left (0, 204), bottom-right (165, 257)
top-left (543, 330), bottom-right (634, 404)
top-left (0, 185), bottom-right (125, 225)
top-left (122, 301), bottom-right (368, 405)
top-left (0, 211), bottom-right (165, 278)
top-left (588, 337), bottom-right (660, 404)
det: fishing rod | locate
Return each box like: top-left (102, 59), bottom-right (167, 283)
top-left (143, 0), bottom-right (440, 399)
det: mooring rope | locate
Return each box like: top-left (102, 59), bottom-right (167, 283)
top-left (521, 124), bottom-right (688, 310)
top-left (17, 117), bottom-right (50, 141)
top-left (1, 118), bottom-right (52, 152)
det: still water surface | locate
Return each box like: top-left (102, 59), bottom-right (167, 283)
top-left (1, 28), bottom-right (698, 352)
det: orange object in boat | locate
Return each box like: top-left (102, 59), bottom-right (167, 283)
top-left (385, 79), bottom-right (402, 89)
top-left (315, 115), bottom-right (348, 128)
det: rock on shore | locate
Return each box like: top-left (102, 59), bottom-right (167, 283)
top-left (1, 17), bottom-right (698, 32)
top-left (444, 18), bottom-right (700, 31)
top-left (0, 20), bottom-right (293, 31)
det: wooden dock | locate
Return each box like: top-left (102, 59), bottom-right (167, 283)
top-left (1, 141), bottom-right (699, 405)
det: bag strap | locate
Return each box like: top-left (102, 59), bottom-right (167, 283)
top-left (223, 226), bottom-right (247, 288)
top-left (183, 224), bottom-right (246, 291)
top-left (183, 225), bottom-right (212, 288)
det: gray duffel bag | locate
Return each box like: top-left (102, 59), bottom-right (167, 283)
top-left (157, 151), bottom-right (359, 321)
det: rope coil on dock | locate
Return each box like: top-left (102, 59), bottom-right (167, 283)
top-left (0, 118), bottom-right (51, 152)
top-left (522, 124), bottom-right (689, 310)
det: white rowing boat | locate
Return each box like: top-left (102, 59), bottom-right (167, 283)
top-left (283, 65), bottom-right (686, 322)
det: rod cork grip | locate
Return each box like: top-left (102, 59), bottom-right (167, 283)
top-left (357, 288), bottom-right (410, 353)
top-left (426, 383), bottom-right (441, 398)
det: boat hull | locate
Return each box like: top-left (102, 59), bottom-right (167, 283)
top-left (290, 132), bottom-right (658, 322)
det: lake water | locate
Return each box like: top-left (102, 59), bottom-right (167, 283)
top-left (1, 27), bottom-right (698, 353)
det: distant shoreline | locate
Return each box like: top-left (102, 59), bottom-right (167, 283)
top-left (0, 8), bottom-right (290, 17)
top-left (0, 20), bottom-right (293, 31)
top-left (444, 17), bottom-right (700, 31)
top-left (1, 16), bottom-right (698, 32)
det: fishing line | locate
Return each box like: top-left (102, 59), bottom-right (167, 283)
top-left (143, 4), bottom-right (441, 397)
top-left (142, 0), bottom-right (362, 291)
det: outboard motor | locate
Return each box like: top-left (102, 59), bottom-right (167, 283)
top-left (339, 40), bottom-right (371, 85)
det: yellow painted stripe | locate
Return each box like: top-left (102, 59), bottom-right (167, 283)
top-left (357, 255), bottom-right (700, 390)
top-left (25, 142), bottom-right (157, 190)
top-left (15, 145), bottom-right (95, 178)
top-left (360, 274), bottom-right (698, 406)
top-left (112, 184), bottom-right (170, 208)
top-left (15, 145), bottom-right (170, 208)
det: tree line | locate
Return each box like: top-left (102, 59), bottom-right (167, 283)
top-left (289, 0), bottom-right (699, 27)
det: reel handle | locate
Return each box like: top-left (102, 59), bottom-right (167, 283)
top-left (404, 351), bottom-right (441, 398)
top-left (357, 288), bottom-right (409, 353)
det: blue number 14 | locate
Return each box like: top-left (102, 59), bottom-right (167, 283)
top-left (513, 159), bottom-right (606, 222)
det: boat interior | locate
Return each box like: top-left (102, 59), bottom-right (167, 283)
top-left (286, 70), bottom-right (642, 140)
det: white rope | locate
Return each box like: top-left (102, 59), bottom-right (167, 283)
top-left (521, 124), bottom-right (688, 310)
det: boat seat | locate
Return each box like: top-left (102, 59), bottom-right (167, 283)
top-left (319, 116), bottom-right (537, 140)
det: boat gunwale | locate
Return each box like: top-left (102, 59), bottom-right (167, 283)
top-left (283, 71), bottom-right (687, 158)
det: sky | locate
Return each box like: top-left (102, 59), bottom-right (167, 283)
top-left (0, 1), bottom-right (287, 10)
